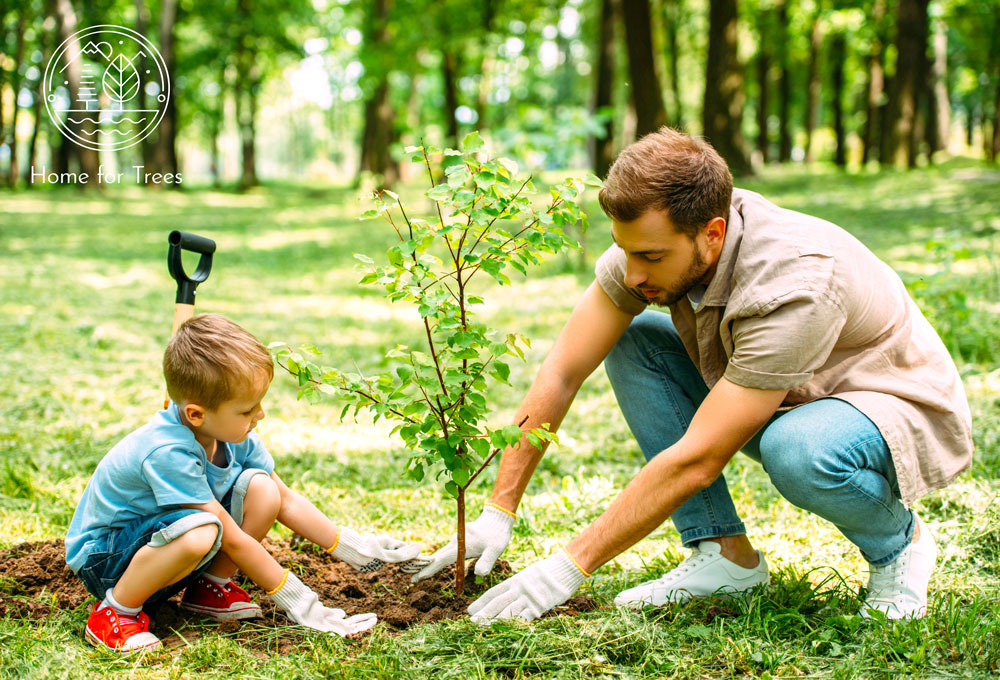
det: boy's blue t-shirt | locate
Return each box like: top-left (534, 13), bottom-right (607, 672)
top-left (65, 403), bottom-right (275, 573)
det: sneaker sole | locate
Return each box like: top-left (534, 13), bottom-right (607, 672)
top-left (85, 626), bottom-right (162, 653)
top-left (179, 602), bottom-right (262, 621)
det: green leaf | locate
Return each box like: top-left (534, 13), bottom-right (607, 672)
top-left (445, 481), bottom-right (459, 498)
top-left (426, 184), bottom-right (453, 201)
top-left (410, 463), bottom-right (425, 482)
top-left (470, 437), bottom-right (491, 458)
top-left (452, 466), bottom-right (470, 487)
top-left (474, 171), bottom-right (496, 189)
top-left (491, 361), bottom-right (510, 384)
top-left (461, 131), bottom-right (484, 153)
top-left (501, 424), bottom-right (524, 447)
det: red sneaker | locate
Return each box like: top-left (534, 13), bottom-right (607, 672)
top-left (84, 603), bottom-right (161, 653)
top-left (180, 576), bottom-right (262, 620)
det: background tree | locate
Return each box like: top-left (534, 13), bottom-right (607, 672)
top-left (885, 0), bottom-right (930, 167)
top-left (703, 0), bottom-right (752, 175)
top-left (620, 0), bottom-right (667, 137)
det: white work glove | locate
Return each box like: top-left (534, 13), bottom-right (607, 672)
top-left (269, 571), bottom-right (377, 635)
top-left (411, 505), bottom-right (515, 583)
top-left (468, 550), bottom-right (587, 623)
top-left (329, 527), bottom-right (425, 573)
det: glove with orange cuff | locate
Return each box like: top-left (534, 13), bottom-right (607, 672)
top-left (268, 571), bottom-right (377, 635)
top-left (411, 504), bottom-right (516, 583)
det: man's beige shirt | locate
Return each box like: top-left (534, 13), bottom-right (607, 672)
top-left (595, 188), bottom-right (973, 506)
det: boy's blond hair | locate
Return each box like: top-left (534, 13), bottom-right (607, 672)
top-left (163, 314), bottom-right (274, 410)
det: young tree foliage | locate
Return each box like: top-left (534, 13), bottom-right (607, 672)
top-left (272, 132), bottom-right (600, 593)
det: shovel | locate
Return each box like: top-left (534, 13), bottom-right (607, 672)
top-left (165, 230), bottom-right (216, 406)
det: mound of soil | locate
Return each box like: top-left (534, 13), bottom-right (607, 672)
top-left (0, 537), bottom-right (598, 646)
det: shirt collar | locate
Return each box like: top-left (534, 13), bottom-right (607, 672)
top-left (700, 202), bottom-right (744, 308)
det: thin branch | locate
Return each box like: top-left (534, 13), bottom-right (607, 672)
top-left (274, 358), bottom-right (420, 425)
top-left (464, 415), bottom-right (531, 489)
top-left (468, 176), bottom-right (532, 256)
top-left (421, 144), bottom-right (457, 262)
top-left (439, 354), bottom-right (495, 418)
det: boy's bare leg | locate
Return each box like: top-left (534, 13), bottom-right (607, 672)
top-left (112, 523), bottom-right (220, 608)
top-left (205, 474), bottom-right (281, 580)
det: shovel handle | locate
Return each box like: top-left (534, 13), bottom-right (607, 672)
top-left (168, 230), bottom-right (216, 305)
top-left (165, 231), bottom-right (216, 408)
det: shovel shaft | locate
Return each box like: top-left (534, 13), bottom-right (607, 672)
top-left (171, 303), bottom-right (195, 336)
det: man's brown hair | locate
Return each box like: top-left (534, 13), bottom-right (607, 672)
top-left (163, 314), bottom-right (274, 410)
top-left (598, 127), bottom-right (733, 238)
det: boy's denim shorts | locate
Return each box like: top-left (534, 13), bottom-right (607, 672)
top-left (76, 468), bottom-right (268, 603)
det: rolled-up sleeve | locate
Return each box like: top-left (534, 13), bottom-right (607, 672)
top-left (141, 447), bottom-right (214, 507)
top-left (595, 245), bottom-right (649, 316)
top-left (725, 296), bottom-right (847, 390)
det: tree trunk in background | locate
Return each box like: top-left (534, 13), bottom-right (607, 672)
top-left (358, 0), bottom-right (398, 188)
top-left (621, 0), bottom-right (667, 137)
top-left (661, 0), bottom-right (684, 129)
top-left (703, 0), bottom-right (752, 175)
top-left (53, 0), bottom-right (99, 183)
top-left (591, 0), bottom-right (616, 179)
top-left (557, 31), bottom-right (576, 105)
top-left (993, 68), bottom-right (1000, 162)
top-left (26, 18), bottom-right (52, 186)
top-left (776, 0), bottom-right (791, 162)
top-left (7, 11), bottom-right (27, 187)
top-left (803, 9), bottom-right (823, 163)
top-left (442, 49), bottom-right (459, 147)
top-left (756, 18), bottom-right (770, 164)
top-left (927, 19), bottom-right (949, 154)
top-left (861, 0), bottom-right (885, 164)
top-left (963, 103), bottom-right (973, 148)
top-left (830, 33), bottom-right (846, 167)
top-left (153, 0), bottom-right (178, 182)
top-left (359, 78), bottom-right (398, 187)
top-left (885, 0), bottom-right (929, 167)
top-left (475, 0), bottom-right (496, 131)
top-left (0, 3), bottom-right (7, 185)
top-left (134, 0), bottom-right (154, 171)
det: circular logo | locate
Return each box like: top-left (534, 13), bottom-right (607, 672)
top-left (43, 24), bottom-right (170, 151)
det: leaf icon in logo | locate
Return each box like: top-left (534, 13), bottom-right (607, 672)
top-left (102, 54), bottom-right (140, 104)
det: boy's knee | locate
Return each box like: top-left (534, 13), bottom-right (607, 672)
top-left (174, 522), bottom-right (221, 560)
top-left (246, 473), bottom-right (281, 520)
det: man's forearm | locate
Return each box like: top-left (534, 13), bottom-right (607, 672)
top-left (489, 367), bottom-right (580, 511)
top-left (566, 443), bottom-right (712, 573)
top-left (565, 378), bottom-right (788, 573)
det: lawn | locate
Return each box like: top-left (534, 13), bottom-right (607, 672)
top-left (1, 158), bottom-right (998, 678)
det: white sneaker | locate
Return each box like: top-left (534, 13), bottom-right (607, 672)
top-left (862, 514), bottom-right (937, 620)
top-left (614, 541), bottom-right (769, 608)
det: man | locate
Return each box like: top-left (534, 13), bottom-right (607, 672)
top-left (412, 128), bottom-right (973, 622)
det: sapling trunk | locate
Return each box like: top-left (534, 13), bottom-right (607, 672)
top-left (456, 487), bottom-right (466, 595)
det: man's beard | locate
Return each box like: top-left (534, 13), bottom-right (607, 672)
top-left (647, 245), bottom-right (710, 307)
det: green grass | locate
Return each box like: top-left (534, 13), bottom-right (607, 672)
top-left (1, 159), bottom-right (999, 678)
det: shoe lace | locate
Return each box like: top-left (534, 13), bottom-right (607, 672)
top-left (867, 554), bottom-right (909, 601)
top-left (656, 548), bottom-right (712, 585)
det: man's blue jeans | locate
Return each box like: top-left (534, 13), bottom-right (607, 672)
top-left (604, 310), bottom-right (915, 567)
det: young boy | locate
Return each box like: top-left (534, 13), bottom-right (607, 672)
top-left (66, 313), bottom-right (425, 652)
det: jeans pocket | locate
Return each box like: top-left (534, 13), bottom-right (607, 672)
top-left (79, 551), bottom-right (114, 598)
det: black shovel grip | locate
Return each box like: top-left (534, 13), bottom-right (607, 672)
top-left (168, 231), bottom-right (216, 305)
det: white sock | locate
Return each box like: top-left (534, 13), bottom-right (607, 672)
top-left (202, 573), bottom-right (230, 586)
top-left (103, 588), bottom-right (141, 618)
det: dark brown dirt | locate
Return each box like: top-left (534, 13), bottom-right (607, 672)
top-left (0, 537), bottom-right (599, 645)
